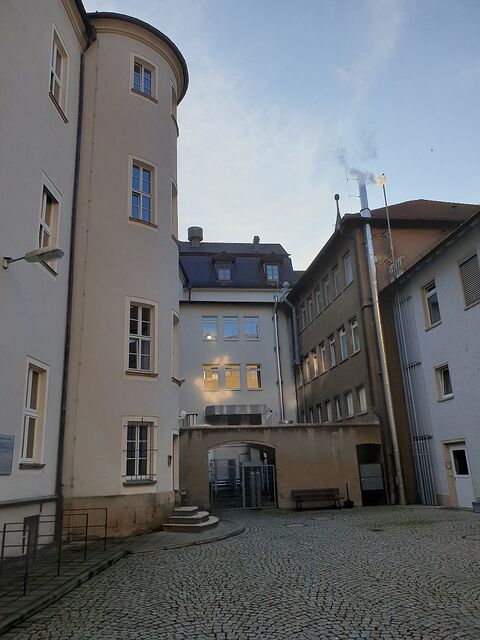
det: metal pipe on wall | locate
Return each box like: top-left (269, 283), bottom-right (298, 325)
top-left (272, 295), bottom-right (285, 421)
top-left (358, 178), bottom-right (406, 505)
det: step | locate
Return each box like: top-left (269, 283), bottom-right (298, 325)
top-left (173, 506), bottom-right (198, 516)
top-left (168, 511), bottom-right (210, 525)
top-left (162, 515), bottom-right (219, 533)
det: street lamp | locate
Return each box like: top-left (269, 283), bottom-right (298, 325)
top-left (3, 246), bottom-right (64, 270)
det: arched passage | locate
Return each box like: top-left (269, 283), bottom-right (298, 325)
top-left (208, 442), bottom-right (277, 509)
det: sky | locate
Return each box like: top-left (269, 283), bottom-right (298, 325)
top-left (84, 0), bottom-right (480, 270)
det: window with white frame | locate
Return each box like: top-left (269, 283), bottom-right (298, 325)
top-left (202, 316), bottom-right (218, 341)
top-left (329, 334), bottom-right (336, 367)
top-left (343, 251), bottom-right (353, 286)
top-left (459, 253), bottom-right (480, 307)
top-left (39, 187), bottom-right (59, 257)
top-left (244, 316), bottom-right (259, 340)
top-left (345, 391), bottom-right (354, 417)
top-left (320, 342), bottom-right (327, 373)
top-left (312, 348), bottom-right (319, 377)
top-left (316, 404), bottom-right (322, 423)
top-left (339, 326), bottom-right (348, 361)
top-left (203, 364), bottom-right (219, 390)
top-left (309, 407), bottom-right (314, 423)
top-left (307, 296), bottom-right (313, 323)
top-left (217, 263), bottom-right (231, 281)
top-left (49, 30), bottom-right (68, 113)
top-left (246, 364), bottom-right (262, 389)
top-left (435, 364), bottom-right (453, 400)
top-left (315, 287), bottom-right (322, 315)
top-left (325, 399), bottom-right (332, 422)
top-left (300, 304), bottom-right (306, 329)
top-left (21, 362), bottom-right (47, 463)
top-left (223, 317), bottom-right (239, 340)
top-left (133, 60), bottom-right (153, 97)
top-left (265, 264), bottom-right (279, 282)
top-left (335, 396), bottom-right (342, 420)
top-left (225, 364), bottom-right (241, 389)
top-left (128, 303), bottom-right (154, 372)
top-left (124, 421), bottom-right (156, 481)
top-left (423, 280), bottom-right (441, 327)
top-left (332, 264), bottom-right (341, 297)
top-left (357, 385), bottom-right (367, 413)
top-left (350, 317), bottom-right (360, 353)
top-left (304, 356), bottom-right (311, 382)
top-left (131, 162), bottom-right (153, 224)
top-left (323, 276), bottom-right (331, 306)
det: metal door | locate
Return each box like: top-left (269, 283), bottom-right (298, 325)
top-left (449, 445), bottom-right (475, 508)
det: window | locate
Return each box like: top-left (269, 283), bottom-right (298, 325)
top-left (325, 399), bottom-right (332, 422)
top-left (133, 60), bottom-right (153, 97)
top-left (124, 421), bottom-right (155, 481)
top-left (203, 365), bottom-right (219, 390)
top-left (202, 317), bottom-right (218, 341)
top-left (335, 396), bottom-right (342, 420)
top-left (309, 408), bottom-right (314, 423)
top-left (343, 251), bottom-right (353, 286)
top-left (246, 364), bottom-right (262, 389)
top-left (436, 364), bottom-right (453, 400)
top-left (339, 326), bottom-right (348, 361)
top-left (312, 348), bottom-right (319, 377)
top-left (38, 187), bottom-right (59, 269)
top-left (350, 317), bottom-right (360, 353)
top-left (223, 317), bottom-right (239, 340)
top-left (332, 264), bottom-right (341, 297)
top-left (225, 364), bottom-right (241, 390)
top-left (217, 263), bottom-right (231, 281)
top-left (131, 162), bottom-right (153, 224)
top-left (459, 254), bottom-right (480, 307)
top-left (49, 30), bottom-right (68, 113)
top-left (329, 334), bottom-right (336, 367)
top-left (21, 362), bottom-right (47, 463)
top-left (304, 356), bottom-right (311, 382)
top-left (128, 303), bottom-right (154, 372)
top-left (316, 404), bottom-right (322, 423)
top-left (300, 304), bottom-right (306, 330)
top-left (320, 342), bottom-right (327, 373)
top-left (323, 276), bottom-right (331, 306)
top-left (307, 296), bottom-right (314, 323)
top-left (345, 391), bottom-right (354, 417)
top-left (244, 317), bottom-right (259, 340)
top-left (315, 287), bottom-right (322, 315)
top-left (265, 264), bottom-right (279, 282)
top-left (358, 385), bottom-right (367, 413)
top-left (171, 182), bottom-right (178, 239)
top-left (424, 280), bottom-right (441, 327)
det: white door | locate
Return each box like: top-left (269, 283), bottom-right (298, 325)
top-left (449, 445), bottom-right (475, 508)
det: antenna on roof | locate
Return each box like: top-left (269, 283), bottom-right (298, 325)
top-left (334, 194), bottom-right (341, 231)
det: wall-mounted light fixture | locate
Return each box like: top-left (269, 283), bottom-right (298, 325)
top-left (3, 246), bottom-right (64, 270)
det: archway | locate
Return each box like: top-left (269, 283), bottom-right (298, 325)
top-left (208, 442), bottom-right (277, 509)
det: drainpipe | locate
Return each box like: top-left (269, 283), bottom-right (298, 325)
top-left (272, 295), bottom-right (285, 421)
top-left (358, 178), bottom-right (406, 506)
top-left (279, 287), bottom-right (305, 422)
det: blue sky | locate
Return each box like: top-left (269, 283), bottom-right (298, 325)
top-left (84, 0), bottom-right (480, 269)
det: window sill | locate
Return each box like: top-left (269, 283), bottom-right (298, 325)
top-left (131, 88), bottom-right (158, 103)
top-left (123, 479), bottom-right (157, 486)
top-left (344, 281), bottom-right (353, 290)
top-left (19, 463), bottom-right (45, 470)
top-left (339, 357), bottom-right (348, 364)
top-left (49, 92), bottom-right (68, 123)
top-left (247, 388), bottom-right (262, 391)
top-left (245, 338), bottom-right (260, 341)
top-left (330, 365), bottom-right (337, 370)
top-left (350, 349), bottom-right (361, 357)
top-left (438, 395), bottom-right (454, 402)
top-left (425, 321), bottom-right (442, 332)
top-left (128, 217), bottom-right (158, 229)
top-left (125, 370), bottom-right (158, 378)
top-left (202, 338), bottom-right (218, 342)
top-left (358, 410), bottom-right (368, 416)
top-left (224, 338), bottom-right (240, 341)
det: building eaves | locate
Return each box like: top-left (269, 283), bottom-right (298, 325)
top-left (179, 241), bottom-right (288, 256)
top-left (86, 11), bottom-right (189, 101)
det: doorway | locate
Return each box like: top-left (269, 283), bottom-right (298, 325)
top-left (208, 443), bottom-right (277, 509)
top-left (448, 444), bottom-right (475, 508)
top-left (356, 444), bottom-right (387, 506)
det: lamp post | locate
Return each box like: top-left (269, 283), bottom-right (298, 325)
top-left (3, 246), bottom-right (64, 269)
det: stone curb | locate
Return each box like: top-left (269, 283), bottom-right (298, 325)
top-left (0, 549), bottom-right (128, 636)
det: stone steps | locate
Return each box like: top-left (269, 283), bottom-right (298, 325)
top-left (163, 506), bottom-right (219, 533)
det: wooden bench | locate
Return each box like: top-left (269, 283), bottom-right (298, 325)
top-left (291, 488), bottom-right (342, 511)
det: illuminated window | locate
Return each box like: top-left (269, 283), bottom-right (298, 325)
top-left (246, 364), bottom-right (262, 389)
top-left (225, 364), bottom-right (241, 389)
top-left (203, 365), bottom-right (219, 390)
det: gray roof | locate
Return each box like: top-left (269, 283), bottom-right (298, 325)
top-left (179, 241), bottom-right (294, 289)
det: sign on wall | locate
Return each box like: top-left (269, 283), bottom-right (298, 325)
top-left (0, 435), bottom-right (15, 475)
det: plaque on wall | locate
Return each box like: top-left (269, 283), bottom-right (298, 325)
top-left (0, 435), bottom-right (15, 475)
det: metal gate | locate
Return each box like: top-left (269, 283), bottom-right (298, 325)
top-left (209, 462), bottom-right (276, 509)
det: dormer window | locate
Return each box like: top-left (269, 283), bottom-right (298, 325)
top-left (217, 263), bottom-right (231, 281)
top-left (265, 264), bottom-right (279, 282)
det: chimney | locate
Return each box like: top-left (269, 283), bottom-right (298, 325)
top-left (188, 226), bottom-right (203, 247)
top-left (253, 235), bottom-right (260, 245)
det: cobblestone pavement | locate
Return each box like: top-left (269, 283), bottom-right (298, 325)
top-left (3, 506), bottom-right (480, 640)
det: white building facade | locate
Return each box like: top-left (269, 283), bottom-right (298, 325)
top-left (390, 211), bottom-right (480, 508)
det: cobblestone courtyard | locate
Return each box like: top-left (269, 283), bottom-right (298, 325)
top-left (4, 506), bottom-right (480, 639)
